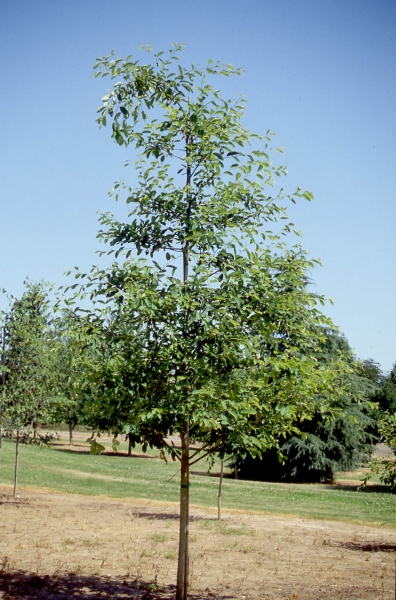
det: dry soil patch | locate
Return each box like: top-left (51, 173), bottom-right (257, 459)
top-left (0, 486), bottom-right (394, 599)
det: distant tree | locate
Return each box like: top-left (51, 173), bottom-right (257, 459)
top-left (359, 358), bottom-right (383, 385)
top-left (377, 362), bottom-right (396, 414)
top-left (1, 282), bottom-right (58, 495)
top-left (235, 331), bottom-right (378, 483)
top-left (50, 326), bottom-right (88, 445)
top-left (362, 412), bottom-right (396, 491)
top-left (0, 312), bottom-right (9, 452)
top-left (4, 283), bottom-right (58, 425)
top-left (360, 360), bottom-right (396, 491)
top-left (358, 359), bottom-right (396, 452)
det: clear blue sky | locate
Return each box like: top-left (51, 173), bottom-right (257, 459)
top-left (1, 0), bottom-right (395, 371)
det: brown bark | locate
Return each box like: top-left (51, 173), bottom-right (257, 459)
top-left (68, 422), bottom-right (73, 446)
top-left (176, 420), bottom-right (190, 600)
top-left (13, 430), bottom-right (20, 498)
top-left (0, 321), bottom-right (6, 451)
top-left (218, 459), bottom-right (224, 521)
top-left (128, 435), bottom-right (132, 457)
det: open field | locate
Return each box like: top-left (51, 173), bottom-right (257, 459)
top-left (0, 436), bottom-right (395, 599)
top-left (0, 436), bottom-right (394, 526)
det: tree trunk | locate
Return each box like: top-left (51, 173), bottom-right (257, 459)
top-left (128, 435), bottom-right (132, 457)
top-left (13, 429), bottom-right (20, 498)
top-left (218, 459), bottom-right (224, 521)
top-left (176, 135), bottom-right (192, 600)
top-left (68, 417), bottom-right (73, 446)
top-left (234, 464), bottom-right (238, 480)
top-left (0, 322), bottom-right (5, 452)
top-left (176, 420), bottom-right (190, 600)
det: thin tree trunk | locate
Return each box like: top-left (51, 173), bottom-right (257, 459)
top-left (234, 464), bottom-right (238, 480)
top-left (13, 429), bottom-right (20, 498)
top-left (176, 420), bottom-right (190, 600)
top-left (68, 411), bottom-right (73, 446)
top-left (0, 321), bottom-right (6, 451)
top-left (183, 139), bottom-right (191, 283)
top-left (218, 459), bottom-right (224, 521)
top-left (176, 135), bottom-right (192, 600)
top-left (128, 435), bottom-right (132, 457)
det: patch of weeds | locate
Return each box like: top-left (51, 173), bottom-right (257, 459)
top-left (33, 538), bottom-right (50, 549)
top-left (81, 538), bottom-right (94, 547)
top-left (198, 519), bottom-right (255, 536)
top-left (165, 551), bottom-right (176, 560)
top-left (141, 582), bottom-right (162, 592)
top-left (220, 541), bottom-right (239, 551)
top-left (189, 534), bottom-right (198, 542)
top-left (62, 539), bottom-right (77, 546)
top-left (217, 523), bottom-right (255, 536)
top-left (77, 520), bottom-right (87, 531)
top-left (239, 543), bottom-right (256, 553)
top-left (198, 519), bottom-right (214, 530)
top-left (148, 533), bottom-right (167, 542)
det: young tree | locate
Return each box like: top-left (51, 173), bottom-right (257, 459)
top-left (50, 321), bottom-right (91, 446)
top-left (1, 282), bottom-right (58, 495)
top-left (0, 312), bottom-right (9, 454)
top-left (70, 44), bottom-right (342, 599)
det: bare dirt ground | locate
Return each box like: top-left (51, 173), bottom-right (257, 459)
top-left (0, 485), bottom-right (395, 600)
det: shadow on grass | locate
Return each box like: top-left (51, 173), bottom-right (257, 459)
top-left (333, 541), bottom-right (396, 552)
top-left (0, 572), bottom-right (228, 600)
top-left (51, 445), bottom-right (158, 460)
top-left (134, 512), bottom-right (215, 523)
top-left (327, 483), bottom-right (394, 494)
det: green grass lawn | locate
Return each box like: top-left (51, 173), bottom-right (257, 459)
top-left (0, 439), bottom-right (394, 527)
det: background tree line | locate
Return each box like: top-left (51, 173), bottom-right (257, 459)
top-left (1, 281), bottom-right (395, 488)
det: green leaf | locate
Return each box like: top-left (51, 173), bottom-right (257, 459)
top-left (111, 438), bottom-right (121, 452)
top-left (90, 440), bottom-right (106, 455)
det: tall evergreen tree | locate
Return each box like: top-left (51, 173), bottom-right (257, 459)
top-left (375, 361), bottom-right (396, 414)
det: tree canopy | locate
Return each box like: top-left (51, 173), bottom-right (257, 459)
top-left (235, 330), bottom-right (378, 483)
top-left (1, 282), bottom-right (58, 434)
